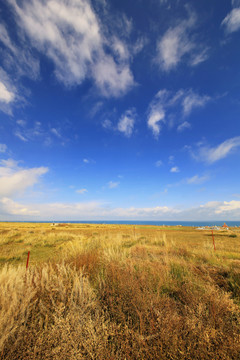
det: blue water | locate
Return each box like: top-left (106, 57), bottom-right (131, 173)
top-left (8, 220), bottom-right (240, 227)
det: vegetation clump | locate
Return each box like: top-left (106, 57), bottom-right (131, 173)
top-left (0, 223), bottom-right (239, 359)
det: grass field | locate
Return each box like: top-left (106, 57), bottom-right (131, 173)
top-left (0, 222), bottom-right (239, 359)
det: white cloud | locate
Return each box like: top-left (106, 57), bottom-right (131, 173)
top-left (222, 7), bottom-right (240, 33)
top-left (0, 68), bottom-right (17, 114)
top-left (187, 174), bottom-right (209, 185)
top-left (0, 197), bottom-right (40, 216)
top-left (51, 128), bottom-right (61, 138)
top-left (0, 144), bottom-right (7, 153)
top-left (15, 131), bottom-right (28, 142)
top-left (155, 160), bottom-right (163, 167)
top-left (93, 56), bottom-right (134, 97)
top-left (147, 88), bottom-right (211, 136)
top-left (2, 195), bottom-right (240, 220)
top-left (0, 160), bottom-right (48, 198)
top-left (182, 92), bottom-right (211, 116)
top-left (147, 90), bottom-right (167, 137)
top-left (16, 119), bottom-right (26, 127)
top-left (177, 121), bottom-right (191, 132)
top-left (108, 181), bottom-right (119, 189)
top-left (215, 200), bottom-right (240, 214)
top-left (83, 158), bottom-right (89, 164)
top-left (112, 37), bottom-right (129, 60)
top-left (102, 119), bottom-right (112, 129)
top-left (147, 109), bottom-right (165, 137)
top-left (132, 36), bottom-right (148, 55)
top-left (170, 166), bottom-right (179, 173)
top-left (89, 101), bottom-right (103, 118)
top-left (0, 23), bottom-right (39, 80)
top-left (156, 11), bottom-right (208, 71)
top-left (117, 109), bottom-right (135, 137)
top-left (105, 205), bottom-right (179, 218)
top-left (193, 137), bottom-right (240, 164)
top-left (0, 159), bottom-right (19, 170)
top-left (15, 121), bottom-right (47, 143)
top-left (196, 199), bottom-right (240, 218)
top-left (0, 199), bottom-right (179, 220)
top-left (0, 81), bottom-right (15, 104)
top-left (8, 0), bottom-right (134, 97)
top-left (190, 48), bottom-right (209, 66)
top-left (0, 198), bottom-right (101, 219)
top-left (76, 188), bottom-right (88, 194)
top-left (0, 22), bottom-right (39, 115)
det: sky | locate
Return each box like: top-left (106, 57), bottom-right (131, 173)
top-left (0, 0), bottom-right (240, 221)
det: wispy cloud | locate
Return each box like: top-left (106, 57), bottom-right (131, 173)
top-left (155, 160), bottom-right (163, 167)
top-left (192, 137), bottom-right (240, 164)
top-left (177, 121), bottom-right (191, 132)
top-left (182, 92), bottom-right (211, 116)
top-left (102, 119), bottom-right (113, 130)
top-left (170, 166), bottom-right (179, 173)
top-left (14, 121), bottom-right (65, 146)
top-left (186, 174), bottom-right (209, 185)
top-left (197, 200), bottom-right (240, 217)
top-left (15, 121), bottom-right (44, 143)
top-left (16, 119), bottom-right (26, 127)
top-left (0, 68), bottom-right (17, 115)
top-left (2, 195), bottom-right (240, 220)
top-left (8, 0), bottom-right (135, 97)
top-left (147, 88), bottom-right (211, 136)
top-left (0, 80), bottom-right (15, 104)
top-left (0, 197), bottom-right (40, 216)
top-left (108, 181), bottom-right (120, 189)
top-left (214, 200), bottom-right (240, 214)
top-left (0, 22), bottom-right (39, 115)
top-left (0, 159), bottom-right (48, 198)
top-left (0, 144), bottom-right (7, 153)
top-left (0, 199), bottom-right (179, 220)
top-left (0, 23), bottom-right (39, 80)
top-left (222, 7), bottom-right (240, 33)
top-left (117, 109), bottom-right (136, 137)
top-left (190, 48), bottom-right (210, 66)
top-left (89, 101), bottom-right (104, 118)
top-left (51, 128), bottom-right (62, 139)
top-left (156, 10), bottom-right (209, 71)
top-left (147, 90), bottom-right (167, 137)
top-left (76, 188), bottom-right (88, 194)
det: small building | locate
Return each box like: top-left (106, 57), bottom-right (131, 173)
top-left (222, 223), bottom-right (229, 230)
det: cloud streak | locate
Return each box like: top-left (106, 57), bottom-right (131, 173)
top-left (186, 174), bottom-right (209, 185)
top-left (147, 88), bottom-right (211, 136)
top-left (117, 109), bottom-right (136, 137)
top-left (8, 0), bottom-right (135, 97)
top-left (192, 137), bottom-right (240, 164)
top-left (156, 11), bottom-right (208, 71)
top-left (222, 7), bottom-right (240, 33)
top-left (0, 159), bottom-right (48, 197)
top-left (2, 197), bottom-right (240, 220)
top-left (108, 181), bottom-right (120, 189)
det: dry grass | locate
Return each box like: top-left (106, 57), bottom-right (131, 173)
top-left (0, 222), bottom-right (240, 359)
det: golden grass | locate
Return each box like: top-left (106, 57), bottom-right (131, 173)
top-left (0, 222), bottom-right (240, 359)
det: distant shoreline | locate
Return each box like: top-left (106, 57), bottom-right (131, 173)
top-left (1, 220), bottom-right (240, 227)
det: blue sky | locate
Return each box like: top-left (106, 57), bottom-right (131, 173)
top-left (0, 0), bottom-right (240, 220)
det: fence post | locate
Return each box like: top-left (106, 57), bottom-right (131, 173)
top-left (211, 230), bottom-right (216, 251)
top-left (26, 251), bottom-right (30, 269)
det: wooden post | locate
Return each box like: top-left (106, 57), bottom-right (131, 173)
top-left (211, 230), bottom-right (216, 251)
top-left (26, 251), bottom-right (30, 269)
